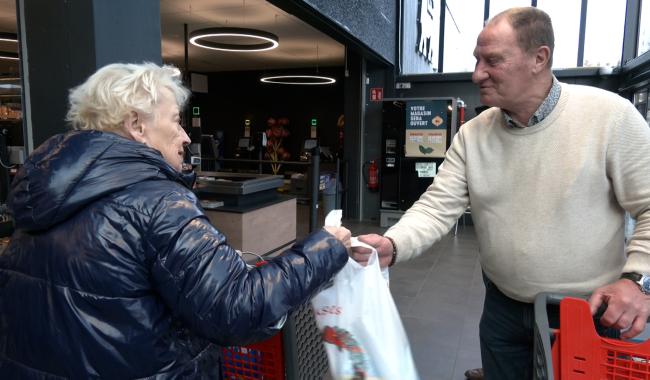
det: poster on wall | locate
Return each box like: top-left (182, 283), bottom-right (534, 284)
top-left (405, 100), bottom-right (448, 157)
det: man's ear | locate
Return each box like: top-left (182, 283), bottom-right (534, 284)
top-left (533, 45), bottom-right (551, 73)
top-left (121, 111), bottom-right (147, 144)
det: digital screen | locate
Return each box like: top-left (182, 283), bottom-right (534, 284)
top-left (304, 139), bottom-right (318, 150)
top-left (238, 138), bottom-right (250, 148)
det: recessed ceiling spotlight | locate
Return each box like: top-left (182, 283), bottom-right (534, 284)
top-left (260, 75), bottom-right (336, 85)
top-left (189, 27), bottom-right (279, 52)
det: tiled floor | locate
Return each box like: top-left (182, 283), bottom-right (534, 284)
top-left (297, 206), bottom-right (484, 380)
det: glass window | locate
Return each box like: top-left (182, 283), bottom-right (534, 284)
top-left (443, 0), bottom-right (484, 72)
top-left (537, 0), bottom-right (581, 69)
top-left (639, 0), bottom-right (650, 57)
top-left (489, 0), bottom-right (531, 19)
top-left (583, 0), bottom-right (625, 67)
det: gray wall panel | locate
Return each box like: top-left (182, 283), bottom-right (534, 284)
top-left (301, 0), bottom-right (396, 65)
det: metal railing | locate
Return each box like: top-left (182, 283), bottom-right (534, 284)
top-left (202, 147), bottom-right (342, 233)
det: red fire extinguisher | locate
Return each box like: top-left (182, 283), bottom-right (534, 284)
top-left (367, 160), bottom-right (379, 191)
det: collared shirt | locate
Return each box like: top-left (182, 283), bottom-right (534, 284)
top-left (503, 76), bottom-right (561, 128)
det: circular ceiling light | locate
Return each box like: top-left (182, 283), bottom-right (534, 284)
top-left (260, 75), bottom-right (336, 85)
top-left (0, 32), bottom-right (17, 43)
top-left (0, 51), bottom-right (18, 61)
top-left (189, 27), bottom-right (279, 52)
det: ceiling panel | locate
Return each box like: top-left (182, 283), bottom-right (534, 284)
top-left (0, 0), bottom-right (344, 76)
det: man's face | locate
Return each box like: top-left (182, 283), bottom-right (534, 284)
top-left (472, 19), bottom-right (537, 111)
top-left (141, 88), bottom-right (190, 172)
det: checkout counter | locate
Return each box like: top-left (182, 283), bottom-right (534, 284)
top-left (194, 171), bottom-right (296, 256)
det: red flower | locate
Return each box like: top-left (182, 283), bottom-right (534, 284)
top-left (266, 116), bottom-right (291, 174)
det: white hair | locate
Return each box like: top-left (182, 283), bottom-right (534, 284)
top-left (66, 62), bottom-right (190, 132)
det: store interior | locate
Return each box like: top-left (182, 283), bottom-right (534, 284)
top-left (0, 0), bottom-right (351, 200)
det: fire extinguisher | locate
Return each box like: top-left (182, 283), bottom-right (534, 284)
top-left (367, 160), bottom-right (379, 191)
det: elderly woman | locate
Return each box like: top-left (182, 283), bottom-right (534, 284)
top-left (0, 62), bottom-right (351, 379)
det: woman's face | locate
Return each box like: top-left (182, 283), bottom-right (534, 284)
top-left (141, 88), bottom-right (190, 171)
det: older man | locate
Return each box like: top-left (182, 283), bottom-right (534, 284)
top-left (354, 7), bottom-right (650, 380)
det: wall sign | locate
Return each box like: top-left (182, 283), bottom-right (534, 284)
top-left (417, 0), bottom-right (435, 66)
top-left (402, 0), bottom-right (439, 74)
top-left (415, 162), bottom-right (436, 177)
top-left (405, 100), bottom-right (448, 158)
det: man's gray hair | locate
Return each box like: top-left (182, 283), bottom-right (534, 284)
top-left (66, 62), bottom-right (190, 132)
top-left (491, 7), bottom-right (555, 68)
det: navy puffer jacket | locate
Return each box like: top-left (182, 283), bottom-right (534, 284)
top-left (0, 131), bottom-right (347, 379)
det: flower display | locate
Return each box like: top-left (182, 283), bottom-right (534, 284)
top-left (265, 117), bottom-right (291, 174)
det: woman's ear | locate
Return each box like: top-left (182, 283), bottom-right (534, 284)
top-left (121, 111), bottom-right (147, 144)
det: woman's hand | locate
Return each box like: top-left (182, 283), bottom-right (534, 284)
top-left (323, 226), bottom-right (352, 254)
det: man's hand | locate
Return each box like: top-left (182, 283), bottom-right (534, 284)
top-left (589, 279), bottom-right (650, 339)
top-left (350, 234), bottom-right (394, 268)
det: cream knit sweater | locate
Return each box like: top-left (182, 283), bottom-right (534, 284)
top-left (385, 83), bottom-right (650, 302)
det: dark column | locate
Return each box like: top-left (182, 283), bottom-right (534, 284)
top-left (17, 0), bottom-right (162, 152)
top-left (343, 50), bottom-right (363, 219)
top-left (362, 61), bottom-right (388, 222)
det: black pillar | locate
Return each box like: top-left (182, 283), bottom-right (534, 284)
top-left (17, 0), bottom-right (162, 152)
top-left (343, 50), bottom-right (363, 219)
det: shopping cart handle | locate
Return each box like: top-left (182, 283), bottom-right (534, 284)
top-left (593, 301), bottom-right (608, 320)
top-left (534, 292), bottom-right (561, 380)
top-left (533, 292), bottom-right (649, 380)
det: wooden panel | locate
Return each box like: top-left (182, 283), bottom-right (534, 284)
top-left (205, 210), bottom-right (243, 250)
top-left (241, 198), bottom-right (296, 254)
top-left (204, 198), bottom-right (296, 255)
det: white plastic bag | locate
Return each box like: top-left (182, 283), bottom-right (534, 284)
top-left (312, 211), bottom-right (419, 380)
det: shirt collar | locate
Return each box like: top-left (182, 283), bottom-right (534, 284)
top-left (503, 76), bottom-right (561, 128)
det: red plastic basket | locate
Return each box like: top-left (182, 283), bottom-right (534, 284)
top-left (552, 297), bottom-right (650, 379)
top-left (221, 332), bottom-right (285, 379)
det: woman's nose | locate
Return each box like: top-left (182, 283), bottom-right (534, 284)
top-left (181, 129), bottom-right (191, 145)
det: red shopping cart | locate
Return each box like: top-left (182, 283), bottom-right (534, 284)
top-left (220, 252), bottom-right (329, 379)
top-left (221, 333), bottom-right (285, 379)
top-left (534, 293), bottom-right (650, 379)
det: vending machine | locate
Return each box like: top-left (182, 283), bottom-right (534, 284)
top-left (380, 97), bottom-right (458, 225)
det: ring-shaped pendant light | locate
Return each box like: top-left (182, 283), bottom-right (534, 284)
top-left (0, 51), bottom-right (19, 61)
top-left (189, 27), bottom-right (279, 52)
top-left (260, 75), bottom-right (336, 85)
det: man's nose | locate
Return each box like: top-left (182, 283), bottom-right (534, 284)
top-left (472, 62), bottom-right (487, 84)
